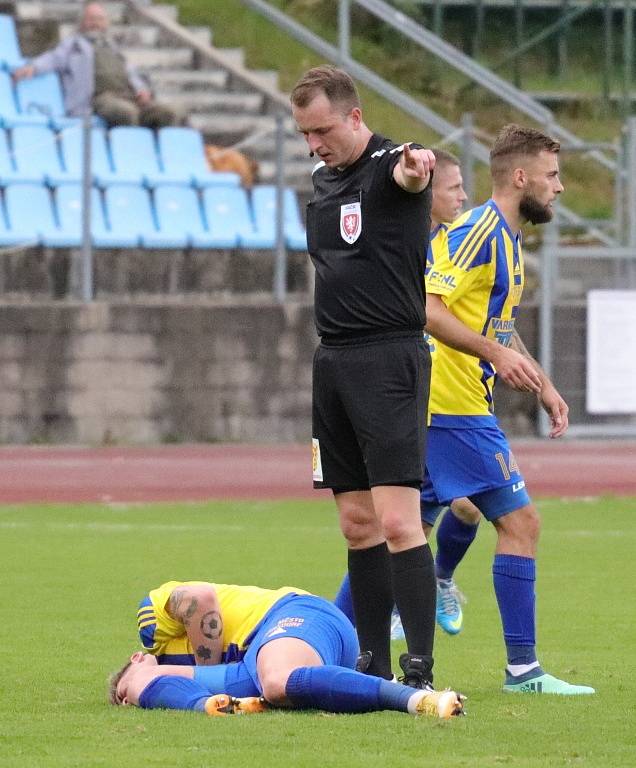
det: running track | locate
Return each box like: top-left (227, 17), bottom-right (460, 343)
top-left (0, 441), bottom-right (634, 503)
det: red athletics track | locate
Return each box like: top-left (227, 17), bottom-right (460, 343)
top-left (0, 441), bottom-right (634, 504)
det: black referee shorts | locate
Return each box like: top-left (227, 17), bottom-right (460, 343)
top-left (312, 334), bottom-right (431, 491)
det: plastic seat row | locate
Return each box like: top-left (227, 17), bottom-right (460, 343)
top-left (0, 124), bottom-right (241, 188)
top-left (0, 183), bottom-right (307, 250)
top-left (0, 15), bottom-right (25, 71)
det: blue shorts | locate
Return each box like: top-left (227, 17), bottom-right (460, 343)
top-left (424, 421), bottom-right (531, 521)
top-left (241, 594), bottom-right (359, 694)
top-left (420, 469), bottom-right (448, 526)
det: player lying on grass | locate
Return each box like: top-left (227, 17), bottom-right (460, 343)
top-left (108, 580), bottom-right (465, 718)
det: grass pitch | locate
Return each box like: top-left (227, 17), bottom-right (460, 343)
top-left (1, 497), bottom-right (634, 767)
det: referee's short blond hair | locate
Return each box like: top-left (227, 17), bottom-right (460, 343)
top-left (290, 65), bottom-right (361, 116)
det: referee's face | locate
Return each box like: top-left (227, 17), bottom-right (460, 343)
top-left (292, 92), bottom-right (362, 169)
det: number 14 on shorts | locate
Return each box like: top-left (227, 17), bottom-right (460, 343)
top-left (495, 451), bottom-right (519, 481)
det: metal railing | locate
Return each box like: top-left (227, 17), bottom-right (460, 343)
top-left (537, 116), bottom-right (636, 437)
top-left (239, 0), bottom-right (618, 243)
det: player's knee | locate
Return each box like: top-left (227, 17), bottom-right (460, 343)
top-left (497, 504), bottom-right (541, 545)
top-left (451, 497), bottom-right (481, 525)
top-left (258, 669), bottom-right (290, 706)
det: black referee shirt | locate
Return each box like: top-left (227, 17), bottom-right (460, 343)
top-left (306, 134), bottom-right (431, 340)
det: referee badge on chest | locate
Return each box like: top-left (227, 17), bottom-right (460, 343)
top-left (340, 202), bottom-right (362, 244)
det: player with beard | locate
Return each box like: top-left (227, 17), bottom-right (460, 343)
top-left (423, 124), bottom-right (595, 695)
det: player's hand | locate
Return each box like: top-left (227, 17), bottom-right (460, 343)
top-left (491, 345), bottom-right (542, 393)
top-left (539, 382), bottom-right (569, 438)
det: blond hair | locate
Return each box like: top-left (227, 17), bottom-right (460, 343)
top-left (290, 65), bottom-right (360, 115)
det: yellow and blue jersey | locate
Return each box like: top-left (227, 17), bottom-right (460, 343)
top-left (426, 200), bottom-right (524, 424)
top-left (425, 222), bottom-right (449, 278)
top-left (137, 580), bottom-right (308, 664)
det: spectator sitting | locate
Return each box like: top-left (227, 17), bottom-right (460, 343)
top-left (12, 2), bottom-right (177, 129)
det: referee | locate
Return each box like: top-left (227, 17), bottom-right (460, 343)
top-left (291, 66), bottom-right (440, 689)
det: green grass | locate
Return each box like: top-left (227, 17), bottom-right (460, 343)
top-left (1, 497), bottom-right (634, 767)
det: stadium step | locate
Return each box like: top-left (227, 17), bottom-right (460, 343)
top-left (16, 1), bottom-right (126, 23)
top-left (167, 91), bottom-right (264, 116)
top-left (249, 70), bottom-right (280, 91)
top-left (258, 159), bottom-right (314, 191)
top-left (121, 45), bottom-right (194, 70)
top-left (248, 138), bottom-right (314, 162)
top-left (148, 69), bottom-right (230, 92)
top-left (188, 113), bottom-right (302, 145)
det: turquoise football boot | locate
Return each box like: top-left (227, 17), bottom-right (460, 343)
top-left (436, 578), bottom-right (465, 635)
top-left (503, 671), bottom-right (595, 695)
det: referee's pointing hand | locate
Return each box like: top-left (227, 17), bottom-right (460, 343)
top-left (395, 144), bottom-right (436, 193)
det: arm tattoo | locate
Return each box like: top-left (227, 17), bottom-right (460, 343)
top-left (184, 598), bottom-right (199, 622)
top-left (168, 589), bottom-right (198, 626)
top-left (196, 645), bottom-right (213, 661)
top-left (200, 611), bottom-right (223, 640)
top-left (168, 589), bottom-right (186, 618)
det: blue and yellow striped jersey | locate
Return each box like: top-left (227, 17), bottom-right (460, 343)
top-left (426, 200), bottom-right (524, 423)
top-left (426, 223), bottom-right (449, 276)
top-left (137, 580), bottom-right (308, 664)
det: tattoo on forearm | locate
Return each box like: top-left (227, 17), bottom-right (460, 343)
top-left (196, 645), bottom-right (213, 661)
top-left (200, 611), bottom-right (222, 640)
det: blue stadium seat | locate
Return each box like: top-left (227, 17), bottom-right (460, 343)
top-left (144, 185), bottom-right (207, 248)
top-left (14, 72), bottom-right (66, 127)
top-left (200, 186), bottom-right (274, 248)
top-left (94, 183), bottom-right (155, 248)
top-left (48, 184), bottom-right (108, 248)
top-left (55, 124), bottom-right (113, 185)
top-left (3, 182), bottom-right (57, 244)
top-left (0, 15), bottom-right (25, 70)
top-left (0, 189), bottom-right (30, 245)
top-left (148, 127), bottom-right (240, 188)
top-left (0, 127), bottom-right (15, 183)
top-left (0, 70), bottom-right (49, 128)
top-left (251, 185), bottom-right (307, 250)
top-left (10, 124), bottom-right (67, 184)
top-left (96, 126), bottom-right (162, 186)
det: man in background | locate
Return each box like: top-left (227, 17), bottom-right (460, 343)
top-left (13, 2), bottom-right (176, 128)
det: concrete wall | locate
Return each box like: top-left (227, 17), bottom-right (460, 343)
top-left (0, 300), bottom-right (582, 445)
top-left (0, 300), bottom-right (316, 444)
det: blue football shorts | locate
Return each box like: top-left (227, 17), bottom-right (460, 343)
top-left (420, 468), bottom-right (449, 526)
top-left (423, 421), bottom-right (531, 521)
top-left (241, 594), bottom-right (359, 693)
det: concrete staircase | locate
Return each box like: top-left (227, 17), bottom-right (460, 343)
top-left (13, 0), bottom-right (314, 190)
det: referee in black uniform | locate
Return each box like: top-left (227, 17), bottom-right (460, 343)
top-left (291, 66), bottom-right (441, 690)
